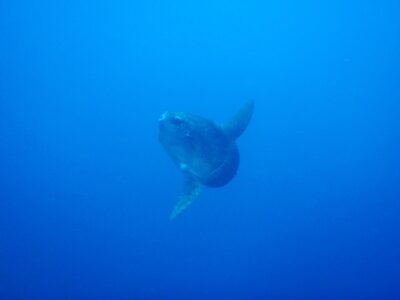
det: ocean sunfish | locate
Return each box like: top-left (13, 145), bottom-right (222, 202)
top-left (158, 100), bottom-right (254, 219)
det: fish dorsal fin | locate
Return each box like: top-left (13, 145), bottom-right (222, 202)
top-left (170, 177), bottom-right (202, 220)
top-left (221, 100), bottom-right (255, 140)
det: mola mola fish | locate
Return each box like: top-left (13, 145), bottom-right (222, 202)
top-left (158, 100), bottom-right (254, 219)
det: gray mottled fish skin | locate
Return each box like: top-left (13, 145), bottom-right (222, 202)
top-left (158, 100), bottom-right (254, 219)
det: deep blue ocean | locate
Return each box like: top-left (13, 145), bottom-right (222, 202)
top-left (1, 0), bottom-right (400, 299)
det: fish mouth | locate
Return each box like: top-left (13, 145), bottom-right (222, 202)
top-left (158, 111), bottom-right (169, 123)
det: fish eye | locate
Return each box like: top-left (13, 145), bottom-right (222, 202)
top-left (171, 116), bottom-right (184, 125)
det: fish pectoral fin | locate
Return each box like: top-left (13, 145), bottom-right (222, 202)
top-left (170, 178), bottom-right (202, 220)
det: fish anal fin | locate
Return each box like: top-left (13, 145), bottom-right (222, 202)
top-left (170, 178), bottom-right (202, 220)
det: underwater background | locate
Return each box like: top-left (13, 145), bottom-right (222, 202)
top-left (1, 0), bottom-right (400, 299)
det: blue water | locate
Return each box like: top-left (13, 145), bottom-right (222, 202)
top-left (1, 0), bottom-right (400, 299)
